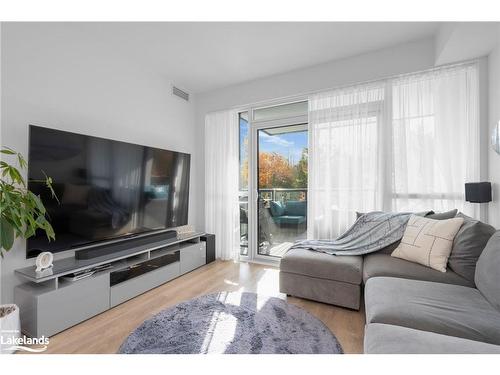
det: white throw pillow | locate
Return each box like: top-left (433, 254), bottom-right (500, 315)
top-left (391, 215), bottom-right (464, 272)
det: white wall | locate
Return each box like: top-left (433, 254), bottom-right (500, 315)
top-left (0, 23), bottom-right (198, 304)
top-left (195, 38), bottom-right (437, 231)
top-left (435, 22), bottom-right (499, 66)
top-left (488, 25), bottom-right (500, 227)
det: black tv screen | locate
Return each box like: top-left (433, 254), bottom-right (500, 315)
top-left (27, 125), bottom-right (190, 258)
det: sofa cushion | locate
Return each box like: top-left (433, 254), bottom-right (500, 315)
top-left (280, 272), bottom-right (361, 309)
top-left (273, 215), bottom-right (306, 225)
top-left (449, 213), bottom-right (495, 283)
top-left (475, 230), bottom-right (500, 311)
top-left (391, 215), bottom-right (464, 272)
top-left (365, 277), bottom-right (500, 344)
top-left (269, 201), bottom-right (285, 217)
top-left (425, 209), bottom-right (458, 220)
top-left (363, 253), bottom-right (473, 287)
top-left (284, 201), bottom-right (306, 216)
top-left (280, 248), bottom-right (362, 284)
top-left (364, 323), bottom-right (500, 354)
top-left (375, 241), bottom-right (401, 255)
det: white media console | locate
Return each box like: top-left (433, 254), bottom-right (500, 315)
top-left (14, 232), bottom-right (207, 338)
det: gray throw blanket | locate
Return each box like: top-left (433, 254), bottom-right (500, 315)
top-left (291, 211), bottom-right (426, 256)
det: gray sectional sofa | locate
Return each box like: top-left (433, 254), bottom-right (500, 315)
top-left (279, 212), bottom-right (500, 354)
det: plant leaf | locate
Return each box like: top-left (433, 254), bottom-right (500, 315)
top-left (30, 192), bottom-right (46, 214)
top-left (17, 153), bottom-right (27, 169)
top-left (8, 166), bottom-right (25, 186)
top-left (0, 217), bottom-right (15, 251)
top-left (0, 148), bottom-right (16, 155)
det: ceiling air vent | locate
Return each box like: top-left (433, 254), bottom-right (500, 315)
top-left (172, 86), bottom-right (189, 102)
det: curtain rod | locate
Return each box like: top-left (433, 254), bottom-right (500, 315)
top-left (209, 58), bottom-right (481, 114)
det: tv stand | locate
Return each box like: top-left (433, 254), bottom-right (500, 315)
top-left (74, 229), bottom-right (178, 260)
top-left (14, 232), bottom-right (208, 338)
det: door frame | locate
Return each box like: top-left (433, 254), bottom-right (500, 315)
top-left (239, 100), bottom-right (308, 265)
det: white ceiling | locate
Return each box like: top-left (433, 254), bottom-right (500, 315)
top-left (8, 22), bottom-right (441, 94)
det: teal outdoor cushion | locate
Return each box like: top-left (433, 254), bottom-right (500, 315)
top-left (270, 201), bottom-right (285, 217)
top-left (274, 215), bottom-right (307, 225)
top-left (284, 201), bottom-right (307, 216)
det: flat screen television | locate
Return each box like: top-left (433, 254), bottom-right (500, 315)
top-left (27, 125), bottom-right (190, 258)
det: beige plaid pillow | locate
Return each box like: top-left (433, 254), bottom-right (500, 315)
top-left (392, 215), bottom-right (464, 272)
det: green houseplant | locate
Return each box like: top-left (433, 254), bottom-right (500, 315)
top-left (0, 147), bottom-right (57, 257)
top-left (0, 146), bottom-right (57, 353)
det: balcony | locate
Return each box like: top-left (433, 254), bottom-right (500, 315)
top-left (239, 188), bottom-right (307, 257)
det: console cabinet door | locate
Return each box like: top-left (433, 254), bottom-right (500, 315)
top-left (180, 242), bottom-right (206, 274)
top-left (110, 261), bottom-right (180, 307)
top-left (37, 273), bottom-right (110, 337)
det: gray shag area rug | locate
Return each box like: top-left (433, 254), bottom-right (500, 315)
top-left (118, 291), bottom-right (343, 354)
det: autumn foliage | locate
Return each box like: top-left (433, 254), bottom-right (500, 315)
top-left (240, 148), bottom-right (308, 189)
top-left (259, 152), bottom-right (294, 188)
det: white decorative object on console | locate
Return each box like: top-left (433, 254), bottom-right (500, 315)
top-left (35, 251), bottom-right (53, 272)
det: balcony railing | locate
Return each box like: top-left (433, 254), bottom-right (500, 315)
top-left (258, 188), bottom-right (307, 203)
top-left (238, 188), bottom-right (308, 256)
top-left (238, 188), bottom-right (307, 211)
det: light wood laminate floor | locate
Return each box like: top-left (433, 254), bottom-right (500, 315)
top-left (38, 261), bottom-right (365, 354)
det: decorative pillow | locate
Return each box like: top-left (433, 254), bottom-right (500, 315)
top-left (391, 215), bottom-right (464, 272)
top-left (377, 211), bottom-right (460, 255)
top-left (269, 201), bottom-right (285, 217)
top-left (449, 212), bottom-right (496, 282)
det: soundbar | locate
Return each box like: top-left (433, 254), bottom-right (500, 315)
top-left (75, 230), bottom-right (178, 260)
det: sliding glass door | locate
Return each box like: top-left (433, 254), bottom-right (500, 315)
top-left (238, 101), bottom-right (308, 262)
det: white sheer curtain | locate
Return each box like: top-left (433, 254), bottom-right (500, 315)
top-left (391, 64), bottom-right (480, 218)
top-left (205, 110), bottom-right (240, 260)
top-left (308, 63), bottom-right (480, 240)
top-left (308, 83), bottom-right (387, 239)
